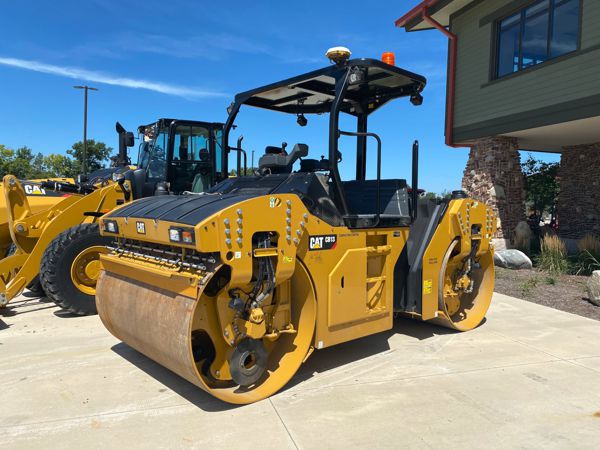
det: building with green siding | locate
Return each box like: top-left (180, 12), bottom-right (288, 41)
top-left (397, 0), bottom-right (599, 246)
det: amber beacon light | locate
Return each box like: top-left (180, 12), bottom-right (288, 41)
top-left (382, 51), bottom-right (396, 66)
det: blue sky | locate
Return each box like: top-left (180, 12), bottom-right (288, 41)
top-left (0, 0), bottom-right (558, 193)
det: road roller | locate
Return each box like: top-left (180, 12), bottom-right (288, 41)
top-left (96, 50), bottom-right (497, 404)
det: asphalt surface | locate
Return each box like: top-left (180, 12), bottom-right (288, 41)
top-left (1, 292), bottom-right (600, 449)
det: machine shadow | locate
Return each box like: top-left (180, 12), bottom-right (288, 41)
top-left (53, 310), bottom-right (85, 319)
top-left (110, 316), bottom-right (463, 410)
top-left (0, 297), bottom-right (56, 317)
top-left (111, 342), bottom-right (239, 412)
top-left (284, 316), bottom-right (459, 391)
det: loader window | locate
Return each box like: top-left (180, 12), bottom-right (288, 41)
top-left (137, 141), bottom-right (151, 169)
top-left (147, 130), bottom-right (168, 182)
top-left (169, 124), bottom-right (214, 193)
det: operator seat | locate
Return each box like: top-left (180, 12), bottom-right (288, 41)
top-left (191, 148), bottom-right (213, 193)
top-left (258, 143), bottom-right (308, 174)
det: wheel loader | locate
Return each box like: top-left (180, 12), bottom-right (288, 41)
top-left (95, 51), bottom-right (497, 404)
top-left (0, 118), bottom-right (227, 314)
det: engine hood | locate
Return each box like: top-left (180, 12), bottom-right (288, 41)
top-left (106, 193), bottom-right (256, 226)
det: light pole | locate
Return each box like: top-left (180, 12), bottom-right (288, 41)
top-left (73, 85), bottom-right (98, 175)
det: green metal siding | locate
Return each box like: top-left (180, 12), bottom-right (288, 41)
top-left (452, 0), bottom-right (600, 140)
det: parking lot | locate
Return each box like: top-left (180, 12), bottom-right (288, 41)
top-left (1, 292), bottom-right (600, 449)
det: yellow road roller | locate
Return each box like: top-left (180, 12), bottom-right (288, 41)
top-left (96, 52), bottom-right (496, 404)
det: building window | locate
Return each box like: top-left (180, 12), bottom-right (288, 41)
top-left (496, 0), bottom-right (580, 78)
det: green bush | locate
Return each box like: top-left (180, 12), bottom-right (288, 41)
top-left (574, 235), bottom-right (600, 275)
top-left (519, 276), bottom-right (539, 297)
top-left (539, 235), bottom-right (570, 274)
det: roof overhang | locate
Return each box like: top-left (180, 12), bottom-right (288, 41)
top-left (395, 0), bottom-right (477, 31)
top-left (504, 117), bottom-right (600, 152)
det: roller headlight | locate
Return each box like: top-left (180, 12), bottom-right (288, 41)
top-left (103, 219), bottom-right (119, 234)
top-left (169, 227), bottom-right (195, 244)
top-left (169, 228), bottom-right (181, 242)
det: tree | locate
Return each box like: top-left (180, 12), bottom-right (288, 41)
top-left (0, 139), bottom-right (113, 180)
top-left (0, 146), bottom-right (50, 179)
top-left (67, 140), bottom-right (113, 174)
top-left (0, 144), bottom-right (13, 177)
top-left (521, 154), bottom-right (560, 217)
top-left (43, 154), bottom-right (77, 178)
top-left (421, 190), bottom-right (451, 201)
top-left (229, 167), bottom-right (259, 177)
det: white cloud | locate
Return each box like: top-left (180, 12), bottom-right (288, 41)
top-left (0, 56), bottom-right (227, 99)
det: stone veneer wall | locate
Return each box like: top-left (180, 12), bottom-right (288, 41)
top-left (558, 142), bottom-right (600, 239)
top-left (462, 136), bottom-right (525, 241)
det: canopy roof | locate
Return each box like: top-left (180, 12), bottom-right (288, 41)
top-left (234, 58), bottom-right (426, 117)
top-left (137, 119), bottom-right (223, 134)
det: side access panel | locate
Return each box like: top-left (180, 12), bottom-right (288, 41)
top-left (328, 249), bottom-right (367, 327)
top-left (321, 235), bottom-right (396, 348)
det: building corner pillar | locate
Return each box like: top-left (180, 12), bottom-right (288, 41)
top-left (461, 136), bottom-right (525, 246)
top-left (558, 142), bottom-right (600, 241)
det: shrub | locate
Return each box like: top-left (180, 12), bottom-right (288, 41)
top-left (539, 235), bottom-right (569, 274)
top-left (578, 234), bottom-right (600, 257)
top-left (577, 250), bottom-right (600, 276)
top-left (575, 234), bottom-right (600, 275)
top-left (519, 276), bottom-right (539, 297)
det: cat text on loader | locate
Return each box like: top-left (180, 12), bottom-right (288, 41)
top-left (96, 51), bottom-right (497, 404)
top-left (0, 119), bottom-right (224, 314)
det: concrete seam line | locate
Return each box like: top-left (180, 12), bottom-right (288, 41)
top-left (269, 398), bottom-right (299, 450)
top-left (280, 358), bottom-right (563, 395)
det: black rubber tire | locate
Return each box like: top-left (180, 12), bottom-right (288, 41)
top-left (27, 276), bottom-right (45, 296)
top-left (40, 223), bottom-right (112, 315)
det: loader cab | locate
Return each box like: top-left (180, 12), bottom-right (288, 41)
top-left (222, 55), bottom-right (426, 228)
top-left (136, 119), bottom-right (225, 196)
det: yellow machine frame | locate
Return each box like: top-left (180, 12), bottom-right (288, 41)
top-left (0, 175), bottom-right (131, 306)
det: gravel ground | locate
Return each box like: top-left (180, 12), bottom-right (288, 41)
top-left (495, 267), bottom-right (600, 321)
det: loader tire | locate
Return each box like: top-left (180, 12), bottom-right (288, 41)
top-left (26, 276), bottom-right (45, 296)
top-left (40, 223), bottom-right (112, 316)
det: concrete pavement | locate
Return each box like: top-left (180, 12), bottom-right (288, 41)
top-left (1, 292), bottom-right (600, 449)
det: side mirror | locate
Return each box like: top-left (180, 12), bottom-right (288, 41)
top-left (125, 131), bottom-right (134, 147)
top-left (115, 121), bottom-right (134, 167)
